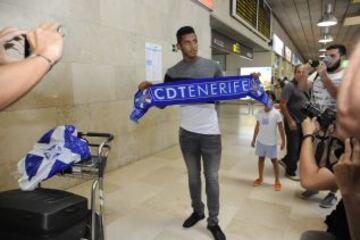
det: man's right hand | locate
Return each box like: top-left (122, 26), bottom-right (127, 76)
top-left (317, 62), bottom-right (328, 80)
top-left (334, 138), bottom-right (360, 195)
top-left (301, 117), bottom-right (319, 135)
top-left (26, 22), bottom-right (64, 64)
top-left (289, 119), bottom-right (297, 130)
top-left (138, 81), bottom-right (152, 90)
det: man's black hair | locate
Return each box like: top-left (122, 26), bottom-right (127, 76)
top-left (176, 26), bottom-right (195, 43)
top-left (326, 44), bottom-right (347, 57)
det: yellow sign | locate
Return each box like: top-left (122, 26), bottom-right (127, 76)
top-left (232, 43), bottom-right (241, 54)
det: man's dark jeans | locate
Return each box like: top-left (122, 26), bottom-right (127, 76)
top-left (283, 120), bottom-right (303, 174)
top-left (179, 128), bottom-right (222, 226)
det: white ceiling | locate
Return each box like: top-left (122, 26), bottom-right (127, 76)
top-left (268, 0), bottom-right (360, 60)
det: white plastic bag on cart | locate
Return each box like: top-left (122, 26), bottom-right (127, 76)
top-left (17, 125), bottom-right (91, 191)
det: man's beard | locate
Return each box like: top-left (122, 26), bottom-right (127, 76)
top-left (326, 59), bottom-right (341, 73)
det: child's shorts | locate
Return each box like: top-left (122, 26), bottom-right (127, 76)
top-left (256, 141), bottom-right (277, 159)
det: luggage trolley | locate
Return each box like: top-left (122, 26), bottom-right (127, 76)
top-left (61, 132), bottom-right (114, 240)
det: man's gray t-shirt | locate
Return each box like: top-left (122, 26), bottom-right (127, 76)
top-left (164, 57), bottom-right (223, 134)
top-left (164, 56), bottom-right (223, 81)
top-left (281, 81), bottom-right (308, 123)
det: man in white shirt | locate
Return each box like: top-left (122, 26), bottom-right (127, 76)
top-left (302, 44), bottom-right (347, 208)
top-left (310, 44), bottom-right (346, 111)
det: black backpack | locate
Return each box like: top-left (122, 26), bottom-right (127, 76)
top-left (325, 199), bottom-right (351, 240)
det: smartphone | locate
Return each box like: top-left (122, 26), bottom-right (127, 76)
top-left (24, 37), bottom-right (31, 57)
top-left (4, 35), bottom-right (31, 59)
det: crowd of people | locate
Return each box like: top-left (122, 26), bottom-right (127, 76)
top-left (254, 43), bottom-right (360, 240)
top-left (1, 22), bottom-right (360, 240)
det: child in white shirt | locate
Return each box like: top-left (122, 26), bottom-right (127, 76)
top-left (251, 91), bottom-right (286, 191)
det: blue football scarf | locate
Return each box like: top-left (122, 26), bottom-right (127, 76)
top-left (130, 75), bottom-right (271, 122)
top-left (17, 125), bottom-right (91, 191)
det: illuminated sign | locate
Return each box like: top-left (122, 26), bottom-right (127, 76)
top-left (232, 43), bottom-right (241, 54)
top-left (198, 0), bottom-right (214, 10)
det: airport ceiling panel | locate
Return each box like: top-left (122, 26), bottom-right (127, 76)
top-left (268, 0), bottom-right (360, 61)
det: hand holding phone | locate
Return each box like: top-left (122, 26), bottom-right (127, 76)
top-left (0, 27), bottom-right (27, 64)
top-left (1, 23), bottom-right (64, 65)
top-left (26, 23), bottom-right (64, 64)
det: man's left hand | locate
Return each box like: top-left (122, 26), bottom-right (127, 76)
top-left (251, 72), bottom-right (261, 79)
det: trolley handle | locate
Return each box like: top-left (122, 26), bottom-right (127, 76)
top-left (89, 143), bottom-right (111, 149)
top-left (78, 132), bottom-right (114, 142)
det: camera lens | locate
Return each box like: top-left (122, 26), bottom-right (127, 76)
top-left (310, 60), bottom-right (319, 68)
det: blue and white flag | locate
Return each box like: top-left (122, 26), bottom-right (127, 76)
top-left (130, 75), bottom-right (271, 122)
top-left (17, 125), bottom-right (91, 191)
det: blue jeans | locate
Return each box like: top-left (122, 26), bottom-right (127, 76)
top-left (179, 128), bottom-right (222, 226)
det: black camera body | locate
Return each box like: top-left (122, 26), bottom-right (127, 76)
top-left (310, 60), bottom-right (320, 68)
top-left (301, 103), bottom-right (336, 130)
top-left (24, 37), bottom-right (31, 57)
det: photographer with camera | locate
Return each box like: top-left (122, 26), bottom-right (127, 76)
top-left (279, 64), bottom-right (309, 180)
top-left (310, 44), bottom-right (346, 111)
top-left (299, 42), bottom-right (360, 240)
top-left (300, 44), bottom-right (347, 208)
top-left (299, 117), bottom-right (351, 240)
top-left (0, 22), bottom-right (64, 111)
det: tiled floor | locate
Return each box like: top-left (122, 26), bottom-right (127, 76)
top-left (69, 104), bottom-right (335, 240)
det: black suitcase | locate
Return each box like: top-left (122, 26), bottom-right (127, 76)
top-left (0, 219), bottom-right (87, 240)
top-left (0, 188), bottom-right (88, 235)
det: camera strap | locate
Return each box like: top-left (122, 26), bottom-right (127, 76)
top-left (314, 134), bottom-right (328, 165)
top-left (325, 137), bottom-right (344, 171)
top-left (314, 130), bottom-right (330, 165)
top-left (308, 73), bottom-right (320, 101)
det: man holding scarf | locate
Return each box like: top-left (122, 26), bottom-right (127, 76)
top-left (138, 26), bottom-right (226, 240)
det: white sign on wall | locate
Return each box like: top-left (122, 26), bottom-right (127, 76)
top-left (285, 46), bottom-right (292, 63)
top-left (145, 42), bottom-right (162, 82)
top-left (272, 34), bottom-right (284, 57)
top-left (292, 54), bottom-right (302, 65)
